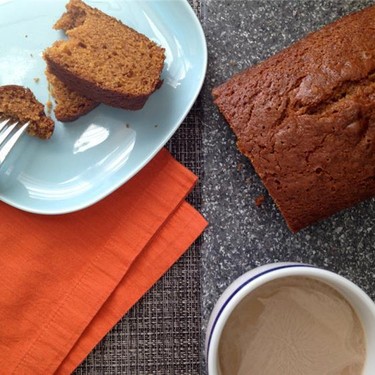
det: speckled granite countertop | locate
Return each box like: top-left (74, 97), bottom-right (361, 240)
top-left (200, 0), bottom-right (375, 369)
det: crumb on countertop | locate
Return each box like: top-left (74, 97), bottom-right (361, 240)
top-left (245, 177), bottom-right (252, 185)
top-left (33, 77), bottom-right (40, 83)
top-left (236, 162), bottom-right (244, 172)
top-left (255, 195), bottom-right (265, 207)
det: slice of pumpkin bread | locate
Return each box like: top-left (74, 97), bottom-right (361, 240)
top-left (45, 68), bottom-right (98, 122)
top-left (0, 85), bottom-right (54, 139)
top-left (43, 0), bottom-right (165, 110)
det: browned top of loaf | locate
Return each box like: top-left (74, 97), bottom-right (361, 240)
top-left (213, 5), bottom-right (375, 232)
top-left (45, 68), bottom-right (98, 122)
top-left (0, 85), bottom-right (54, 140)
top-left (43, 0), bottom-right (165, 109)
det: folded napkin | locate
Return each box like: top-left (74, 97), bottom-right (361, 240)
top-left (0, 148), bottom-right (207, 374)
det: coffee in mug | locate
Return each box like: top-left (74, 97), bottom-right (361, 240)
top-left (219, 276), bottom-right (366, 375)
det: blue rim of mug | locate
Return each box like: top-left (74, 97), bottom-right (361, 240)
top-left (205, 263), bottom-right (317, 365)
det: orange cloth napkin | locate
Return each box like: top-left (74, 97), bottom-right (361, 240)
top-left (0, 148), bottom-right (207, 374)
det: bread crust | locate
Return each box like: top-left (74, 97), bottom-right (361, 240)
top-left (45, 58), bottom-right (154, 110)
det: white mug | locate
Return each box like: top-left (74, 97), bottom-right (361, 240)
top-left (206, 262), bottom-right (375, 375)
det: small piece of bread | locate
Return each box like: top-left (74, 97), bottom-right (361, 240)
top-left (0, 85), bottom-right (54, 139)
top-left (43, 0), bottom-right (165, 110)
top-left (213, 5), bottom-right (375, 232)
top-left (45, 68), bottom-right (98, 122)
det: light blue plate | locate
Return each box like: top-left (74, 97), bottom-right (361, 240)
top-left (0, 0), bottom-right (207, 214)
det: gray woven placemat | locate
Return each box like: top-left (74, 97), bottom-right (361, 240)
top-left (74, 101), bottom-right (204, 375)
top-left (74, 3), bottom-right (204, 371)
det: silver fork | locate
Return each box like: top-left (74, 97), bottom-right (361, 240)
top-left (0, 119), bottom-right (29, 165)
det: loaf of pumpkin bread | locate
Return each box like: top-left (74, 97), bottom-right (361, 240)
top-left (213, 5), bottom-right (375, 232)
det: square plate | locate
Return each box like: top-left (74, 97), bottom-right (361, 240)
top-left (0, 0), bottom-right (207, 214)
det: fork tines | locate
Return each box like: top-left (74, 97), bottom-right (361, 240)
top-left (0, 119), bottom-right (29, 165)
